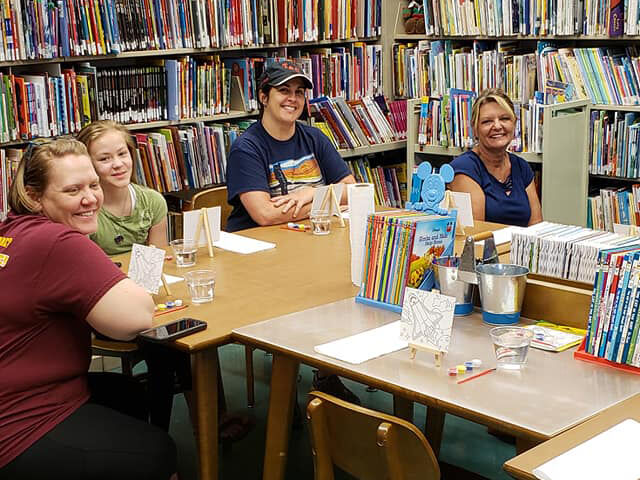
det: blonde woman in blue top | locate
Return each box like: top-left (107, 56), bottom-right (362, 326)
top-left (450, 89), bottom-right (542, 227)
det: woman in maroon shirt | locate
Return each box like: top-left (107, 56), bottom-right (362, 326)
top-left (0, 139), bottom-right (177, 479)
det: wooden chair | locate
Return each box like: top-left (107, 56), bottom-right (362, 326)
top-left (189, 186), bottom-right (233, 231)
top-left (91, 337), bottom-right (144, 376)
top-left (189, 186), bottom-right (255, 407)
top-left (307, 391), bottom-right (441, 480)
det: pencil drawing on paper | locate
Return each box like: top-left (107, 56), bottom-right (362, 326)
top-left (128, 243), bottom-right (165, 294)
top-left (400, 287), bottom-right (455, 353)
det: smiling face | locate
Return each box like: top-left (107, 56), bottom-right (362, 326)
top-left (260, 78), bottom-right (307, 125)
top-left (87, 129), bottom-right (133, 190)
top-left (33, 154), bottom-right (104, 235)
top-left (475, 101), bottom-right (515, 152)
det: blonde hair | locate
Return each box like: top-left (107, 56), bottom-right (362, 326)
top-left (471, 88), bottom-right (516, 139)
top-left (9, 138), bottom-right (90, 214)
top-left (77, 120), bottom-right (137, 164)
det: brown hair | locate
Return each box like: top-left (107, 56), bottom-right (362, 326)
top-left (471, 88), bottom-right (516, 139)
top-left (77, 120), bottom-right (137, 164)
top-left (9, 138), bottom-right (90, 214)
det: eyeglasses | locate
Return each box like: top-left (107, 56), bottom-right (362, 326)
top-left (22, 139), bottom-right (55, 175)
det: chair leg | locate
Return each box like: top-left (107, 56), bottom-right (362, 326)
top-left (245, 346), bottom-right (255, 407)
top-left (121, 357), bottom-right (134, 377)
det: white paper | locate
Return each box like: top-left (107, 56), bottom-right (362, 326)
top-left (314, 321), bottom-right (408, 365)
top-left (212, 231), bottom-right (275, 254)
top-left (439, 191), bottom-right (474, 227)
top-left (183, 207), bottom-right (221, 246)
top-left (476, 226), bottom-right (524, 248)
top-left (154, 273), bottom-right (183, 291)
top-left (614, 223), bottom-right (640, 236)
top-left (400, 288), bottom-right (455, 353)
top-left (533, 419), bottom-right (640, 480)
top-left (348, 183), bottom-right (375, 287)
top-left (311, 184), bottom-right (345, 215)
top-left (128, 243), bottom-right (166, 294)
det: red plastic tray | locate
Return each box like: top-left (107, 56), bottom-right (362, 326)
top-left (574, 338), bottom-right (640, 375)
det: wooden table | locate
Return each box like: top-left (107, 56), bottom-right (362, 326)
top-left (233, 302), bottom-right (640, 480)
top-left (116, 219), bottom-right (553, 479)
top-left (503, 394), bottom-right (640, 480)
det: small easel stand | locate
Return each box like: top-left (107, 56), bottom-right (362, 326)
top-left (408, 288), bottom-right (444, 367)
top-left (193, 208), bottom-right (214, 258)
top-left (442, 190), bottom-right (466, 237)
top-left (319, 184), bottom-right (345, 228)
top-left (409, 343), bottom-right (444, 367)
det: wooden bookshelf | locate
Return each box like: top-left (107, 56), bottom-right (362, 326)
top-left (339, 140), bottom-right (406, 158)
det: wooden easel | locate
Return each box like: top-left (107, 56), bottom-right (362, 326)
top-left (193, 208), bottom-right (215, 258)
top-left (443, 190), bottom-right (466, 237)
top-left (319, 184), bottom-right (345, 227)
top-left (408, 343), bottom-right (444, 367)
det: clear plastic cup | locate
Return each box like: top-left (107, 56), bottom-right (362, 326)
top-left (170, 239), bottom-right (197, 267)
top-left (309, 209), bottom-right (331, 235)
top-left (489, 326), bottom-right (534, 370)
top-left (185, 269), bottom-right (216, 304)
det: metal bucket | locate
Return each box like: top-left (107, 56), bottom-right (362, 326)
top-left (433, 256), bottom-right (474, 316)
top-left (476, 264), bottom-right (528, 325)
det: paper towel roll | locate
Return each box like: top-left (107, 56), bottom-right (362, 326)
top-left (348, 183), bottom-right (375, 287)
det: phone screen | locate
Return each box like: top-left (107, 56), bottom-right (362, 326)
top-left (142, 318), bottom-right (205, 341)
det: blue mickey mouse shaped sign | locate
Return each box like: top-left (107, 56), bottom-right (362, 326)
top-left (406, 161), bottom-right (454, 216)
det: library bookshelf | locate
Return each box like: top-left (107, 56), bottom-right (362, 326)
top-left (0, 0), bottom-right (413, 221)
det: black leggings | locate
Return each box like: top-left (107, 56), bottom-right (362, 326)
top-left (0, 373), bottom-right (177, 480)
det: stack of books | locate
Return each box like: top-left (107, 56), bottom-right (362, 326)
top-left (588, 110), bottom-right (640, 178)
top-left (510, 221), bottom-right (640, 283)
top-left (132, 120), bottom-right (255, 193)
top-left (0, 148), bottom-right (22, 220)
top-left (356, 210), bottom-right (457, 311)
top-left (347, 159), bottom-right (407, 208)
top-left (309, 95), bottom-right (405, 150)
top-left (587, 186), bottom-right (640, 232)
top-left (584, 245), bottom-right (640, 367)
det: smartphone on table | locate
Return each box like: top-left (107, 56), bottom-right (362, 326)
top-left (138, 318), bottom-right (207, 342)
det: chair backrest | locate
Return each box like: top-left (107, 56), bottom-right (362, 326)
top-left (307, 391), bottom-right (440, 480)
top-left (190, 186), bottom-right (233, 231)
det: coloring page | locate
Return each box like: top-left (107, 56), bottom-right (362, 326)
top-left (128, 243), bottom-right (166, 294)
top-left (400, 287), bottom-right (455, 353)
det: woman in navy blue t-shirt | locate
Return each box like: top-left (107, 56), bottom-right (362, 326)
top-left (450, 89), bottom-right (542, 227)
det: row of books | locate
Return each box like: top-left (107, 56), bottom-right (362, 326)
top-left (393, 40), bottom-right (537, 104)
top-left (587, 186), bottom-right (640, 232)
top-left (132, 120), bottom-right (255, 193)
top-left (414, 89), bottom-right (544, 152)
top-left (302, 43), bottom-right (383, 101)
top-left (309, 95), bottom-right (406, 150)
top-left (538, 44), bottom-right (640, 106)
top-left (0, 0), bottom-right (382, 61)
top-left (0, 48), bottom-right (384, 143)
top-left (277, 0), bottom-right (382, 43)
top-left (0, 119), bottom-right (254, 218)
top-left (420, 0), bottom-right (629, 37)
top-left (347, 159), bottom-right (407, 208)
top-left (510, 221), bottom-right (640, 284)
top-left (588, 109), bottom-right (640, 178)
top-left (357, 211), bottom-right (457, 308)
top-left (393, 40), bottom-right (640, 107)
top-left (584, 245), bottom-right (640, 368)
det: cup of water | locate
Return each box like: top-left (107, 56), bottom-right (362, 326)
top-left (185, 269), bottom-right (216, 304)
top-left (170, 239), bottom-right (197, 267)
top-left (310, 209), bottom-right (331, 235)
top-left (489, 326), bottom-right (534, 370)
